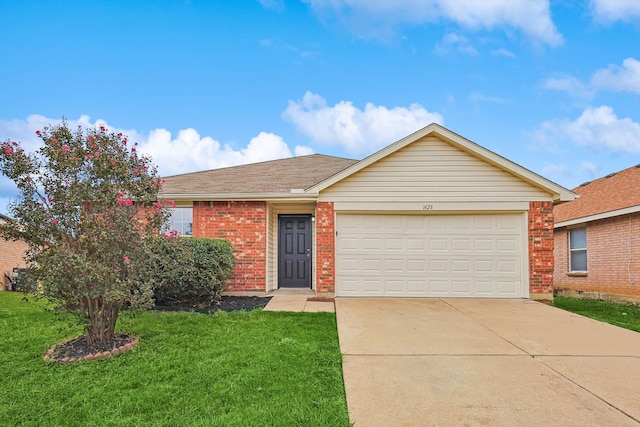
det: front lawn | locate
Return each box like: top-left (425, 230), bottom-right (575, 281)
top-left (553, 296), bottom-right (640, 333)
top-left (0, 292), bottom-right (350, 426)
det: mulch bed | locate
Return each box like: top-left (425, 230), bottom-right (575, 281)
top-left (44, 333), bottom-right (138, 364)
top-left (44, 296), bottom-right (272, 363)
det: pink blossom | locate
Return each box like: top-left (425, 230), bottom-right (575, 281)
top-left (118, 192), bottom-right (125, 197)
top-left (35, 130), bottom-right (41, 136)
top-left (153, 202), bottom-right (163, 208)
top-left (131, 147), bottom-right (136, 153)
top-left (133, 169), bottom-right (140, 176)
top-left (94, 151), bottom-right (100, 157)
top-left (117, 132), bottom-right (123, 137)
top-left (48, 197), bottom-right (54, 202)
top-left (123, 255), bottom-right (130, 264)
top-left (11, 141), bottom-right (18, 146)
top-left (52, 219), bottom-right (58, 225)
top-left (99, 125), bottom-right (106, 131)
top-left (51, 137), bottom-right (57, 143)
top-left (86, 154), bottom-right (93, 160)
top-left (111, 161), bottom-right (116, 166)
top-left (4, 147), bottom-right (13, 155)
top-left (88, 135), bottom-right (94, 141)
top-left (91, 143), bottom-right (97, 149)
top-left (123, 138), bottom-right (128, 145)
top-left (62, 145), bottom-right (71, 152)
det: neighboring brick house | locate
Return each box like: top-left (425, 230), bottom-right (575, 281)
top-left (0, 214), bottom-right (28, 290)
top-left (162, 124), bottom-right (575, 300)
top-left (554, 164), bottom-right (640, 303)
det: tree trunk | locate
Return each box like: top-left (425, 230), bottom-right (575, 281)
top-left (85, 299), bottom-right (120, 347)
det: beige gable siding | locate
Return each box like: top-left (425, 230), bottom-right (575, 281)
top-left (318, 136), bottom-right (551, 203)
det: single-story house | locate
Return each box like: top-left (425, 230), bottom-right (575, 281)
top-left (0, 213), bottom-right (28, 290)
top-left (162, 123), bottom-right (575, 300)
top-left (554, 164), bottom-right (640, 303)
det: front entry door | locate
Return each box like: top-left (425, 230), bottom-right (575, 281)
top-left (278, 215), bottom-right (312, 288)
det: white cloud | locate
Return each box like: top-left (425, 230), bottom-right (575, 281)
top-left (541, 76), bottom-right (594, 99)
top-left (469, 92), bottom-right (508, 104)
top-left (533, 106), bottom-right (640, 153)
top-left (434, 33), bottom-right (478, 56)
top-left (282, 91), bottom-right (443, 155)
top-left (304, 0), bottom-right (562, 45)
top-left (0, 115), bottom-right (313, 201)
top-left (580, 161), bottom-right (599, 178)
top-left (590, 0), bottom-right (640, 24)
top-left (541, 163), bottom-right (573, 181)
top-left (492, 48), bottom-right (516, 58)
top-left (259, 0), bottom-right (285, 11)
top-left (591, 57), bottom-right (640, 94)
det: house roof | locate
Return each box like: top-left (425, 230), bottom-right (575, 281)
top-left (308, 123), bottom-right (576, 203)
top-left (161, 154), bottom-right (357, 199)
top-left (554, 163), bottom-right (640, 227)
top-left (162, 123), bottom-right (576, 203)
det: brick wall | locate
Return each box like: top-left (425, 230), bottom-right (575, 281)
top-left (529, 201), bottom-right (555, 298)
top-left (0, 237), bottom-right (27, 291)
top-left (315, 202), bottom-right (335, 293)
top-left (193, 201), bottom-right (267, 292)
top-left (0, 237), bottom-right (28, 290)
top-left (554, 212), bottom-right (640, 298)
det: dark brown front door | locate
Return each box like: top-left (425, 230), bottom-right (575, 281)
top-left (278, 215), bottom-right (312, 288)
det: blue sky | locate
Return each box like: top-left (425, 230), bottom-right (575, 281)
top-left (1, 0), bottom-right (639, 214)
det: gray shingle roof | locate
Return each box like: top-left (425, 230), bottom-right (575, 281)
top-left (161, 154), bottom-right (358, 196)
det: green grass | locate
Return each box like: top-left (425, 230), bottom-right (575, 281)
top-left (0, 292), bottom-right (350, 426)
top-left (553, 296), bottom-right (640, 333)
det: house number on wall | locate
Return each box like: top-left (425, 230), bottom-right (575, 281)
top-left (422, 204), bottom-right (434, 211)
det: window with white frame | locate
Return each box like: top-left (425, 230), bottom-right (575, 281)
top-left (167, 207), bottom-right (193, 236)
top-left (569, 227), bottom-right (587, 272)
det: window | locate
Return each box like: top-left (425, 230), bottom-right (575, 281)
top-left (167, 207), bottom-right (193, 236)
top-left (569, 227), bottom-right (587, 272)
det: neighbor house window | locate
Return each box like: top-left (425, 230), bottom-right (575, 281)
top-left (168, 207), bottom-right (193, 236)
top-left (569, 227), bottom-right (587, 272)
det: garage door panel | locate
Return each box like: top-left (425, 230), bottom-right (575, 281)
top-left (452, 239), bottom-right (471, 251)
top-left (497, 239), bottom-right (517, 251)
top-left (429, 238), bottom-right (448, 251)
top-left (336, 213), bottom-right (525, 298)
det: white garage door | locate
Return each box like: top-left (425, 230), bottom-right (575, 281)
top-left (336, 213), bottom-right (526, 298)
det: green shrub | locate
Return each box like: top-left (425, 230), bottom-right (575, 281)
top-left (143, 236), bottom-right (235, 306)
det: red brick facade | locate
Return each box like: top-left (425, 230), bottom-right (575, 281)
top-left (554, 212), bottom-right (640, 300)
top-left (193, 201), bottom-right (267, 292)
top-left (528, 201), bottom-right (555, 298)
top-left (315, 202), bottom-right (335, 293)
top-left (192, 200), bottom-right (556, 297)
top-left (0, 236), bottom-right (27, 290)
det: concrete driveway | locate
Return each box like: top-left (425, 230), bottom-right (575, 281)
top-left (336, 298), bottom-right (640, 426)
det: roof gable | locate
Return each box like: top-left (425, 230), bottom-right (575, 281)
top-left (555, 164), bottom-right (640, 225)
top-left (308, 123), bottom-right (576, 203)
top-left (317, 134), bottom-right (553, 203)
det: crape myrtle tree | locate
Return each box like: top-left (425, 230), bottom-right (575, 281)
top-left (0, 122), bottom-right (173, 347)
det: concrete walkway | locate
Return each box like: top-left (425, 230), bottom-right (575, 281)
top-left (262, 290), bottom-right (335, 313)
top-left (336, 298), bottom-right (640, 426)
